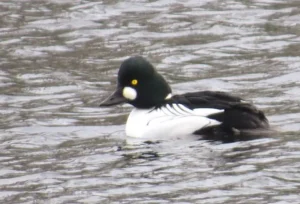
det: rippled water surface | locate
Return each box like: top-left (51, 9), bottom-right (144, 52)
top-left (1, 0), bottom-right (300, 203)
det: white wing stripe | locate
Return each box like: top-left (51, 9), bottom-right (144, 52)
top-left (156, 104), bottom-right (224, 118)
top-left (172, 104), bottom-right (189, 115)
top-left (161, 105), bottom-right (172, 116)
top-left (166, 104), bottom-right (179, 115)
top-left (177, 104), bottom-right (194, 114)
top-left (192, 108), bottom-right (224, 116)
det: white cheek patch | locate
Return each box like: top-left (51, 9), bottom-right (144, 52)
top-left (123, 86), bottom-right (137, 100)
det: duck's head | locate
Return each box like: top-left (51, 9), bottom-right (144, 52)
top-left (100, 56), bottom-right (172, 109)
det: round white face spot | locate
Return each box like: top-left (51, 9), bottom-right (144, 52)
top-left (123, 86), bottom-right (137, 100)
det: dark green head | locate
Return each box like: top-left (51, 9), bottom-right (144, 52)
top-left (100, 56), bottom-right (172, 109)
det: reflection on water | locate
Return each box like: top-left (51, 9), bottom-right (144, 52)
top-left (0, 0), bottom-right (300, 203)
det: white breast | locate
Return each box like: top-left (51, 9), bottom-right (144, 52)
top-left (125, 104), bottom-right (223, 139)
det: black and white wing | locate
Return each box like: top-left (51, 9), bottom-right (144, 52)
top-left (170, 91), bottom-right (269, 130)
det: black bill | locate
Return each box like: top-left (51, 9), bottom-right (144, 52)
top-left (99, 87), bottom-right (127, 106)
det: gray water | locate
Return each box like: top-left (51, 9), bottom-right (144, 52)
top-left (1, 0), bottom-right (300, 203)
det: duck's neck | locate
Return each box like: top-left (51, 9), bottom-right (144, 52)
top-left (129, 73), bottom-right (172, 109)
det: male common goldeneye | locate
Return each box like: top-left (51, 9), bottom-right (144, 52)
top-left (100, 56), bottom-right (269, 142)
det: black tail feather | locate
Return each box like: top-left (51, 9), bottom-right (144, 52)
top-left (194, 125), bottom-right (274, 143)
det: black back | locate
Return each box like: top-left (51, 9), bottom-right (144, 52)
top-left (168, 91), bottom-right (269, 142)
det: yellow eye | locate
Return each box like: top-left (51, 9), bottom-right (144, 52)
top-left (131, 79), bottom-right (138, 86)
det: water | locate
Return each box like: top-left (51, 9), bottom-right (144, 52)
top-left (1, 0), bottom-right (300, 203)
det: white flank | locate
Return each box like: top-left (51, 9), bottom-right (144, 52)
top-left (123, 86), bottom-right (137, 100)
top-left (125, 104), bottom-right (223, 139)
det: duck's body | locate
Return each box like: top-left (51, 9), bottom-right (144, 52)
top-left (126, 103), bottom-right (222, 139)
top-left (100, 56), bottom-right (269, 142)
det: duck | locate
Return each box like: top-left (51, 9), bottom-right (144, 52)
top-left (100, 56), bottom-right (270, 142)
